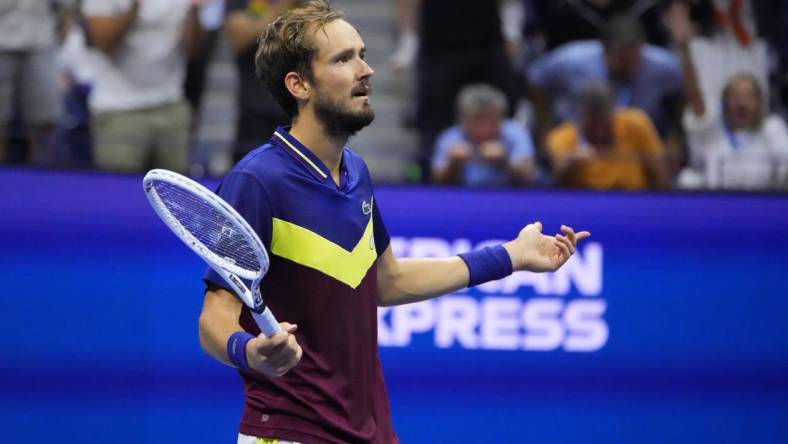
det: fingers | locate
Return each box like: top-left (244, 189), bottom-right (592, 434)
top-left (265, 333), bottom-right (301, 370)
top-left (560, 225), bottom-right (591, 244)
top-left (575, 231), bottom-right (591, 241)
top-left (254, 330), bottom-right (290, 354)
top-left (560, 225), bottom-right (576, 244)
top-left (554, 225), bottom-right (591, 260)
top-left (280, 322), bottom-right (298, 334)
top-left (555, 234), bottom-right (574, 256)
top-left (250, 327), bottom-right (302, 377)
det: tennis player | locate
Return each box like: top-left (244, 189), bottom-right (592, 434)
top-left (198, 2), bottom-right (590, 443)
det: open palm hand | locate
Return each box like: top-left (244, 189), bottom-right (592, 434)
top-left (504, 222), bottom-right (591, 273)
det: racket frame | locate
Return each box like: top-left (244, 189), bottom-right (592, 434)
top-left (143, 169), bottom-right (280, 337)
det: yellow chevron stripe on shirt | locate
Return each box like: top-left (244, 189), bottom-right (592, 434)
top-left (270, 216), bottom-right (377, 288)
top-left (256, 439), bottom-right (279, 444)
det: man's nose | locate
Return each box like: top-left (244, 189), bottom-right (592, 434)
top-left (359, 59), bottom-right (374, 79)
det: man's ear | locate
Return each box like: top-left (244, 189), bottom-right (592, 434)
top-left (284, 71), bottom-right (311, 102)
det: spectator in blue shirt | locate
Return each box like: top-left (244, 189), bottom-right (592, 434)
top-left (432, 84), bottom-right (535, 187)
top-left (528, 15), bottom-right (684, 165)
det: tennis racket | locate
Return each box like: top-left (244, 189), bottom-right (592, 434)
top-left (142, 169), bottom-right (280, 337)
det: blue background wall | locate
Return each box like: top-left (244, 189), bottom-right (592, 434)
top-left (1, 168), bottom-right (786, 443)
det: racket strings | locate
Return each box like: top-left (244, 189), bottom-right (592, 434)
top-left (152, 181), bottom-right (261, 273)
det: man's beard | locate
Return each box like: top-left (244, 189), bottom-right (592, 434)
top-left (313, 92), bottom-right (375, 142)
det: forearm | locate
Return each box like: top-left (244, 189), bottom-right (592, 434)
top-left (394, 0), bottom-right (420, 33)
top-left (377, 256), bottom-right (469, 306)
top-left (200, 288), bottom-right (302, 376)
top-left (183, 5), bottom-right (206, 57)
top-left (225, 11), bottom-right (276, 53)
top-left (198, 288), bottom-right (244, 367)
top-left (677, 43), bottom-right (705, 117)
top-left (87, 7), bottom-right (139, 54)
top-left (377, 222), bottom-right (589, 306)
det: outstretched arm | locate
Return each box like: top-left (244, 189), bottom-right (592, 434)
top-left (376, 250), bottom-right (469, 306)
top-left (224, 0), bottom-right (297, 53)
top-left (377, 223), bottom-right (589, 306)
top-left (667, 1), bottom-right (705, 117)
top-left (183, 2), bottom-right (207, 58)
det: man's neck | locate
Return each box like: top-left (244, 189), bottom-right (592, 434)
top-left (289, 110), bottom-right (347, 180)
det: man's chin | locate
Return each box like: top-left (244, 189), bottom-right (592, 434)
top-left (361, 108), bottom-right (375, 124)
top-left (355, 99), bottom-right (374, 113)
top-left (314, 96), bottom-right (375, 139)
top-left (350, 106), bottom-right (376, 127)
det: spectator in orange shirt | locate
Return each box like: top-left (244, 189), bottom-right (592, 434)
top-left (547, 82), bottom-right (669, 190)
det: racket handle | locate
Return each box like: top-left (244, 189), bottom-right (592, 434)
top-left (252, 307), bottom-right (281, 337)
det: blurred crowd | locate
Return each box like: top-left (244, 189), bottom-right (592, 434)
top-left (2, 0), bottom-right (788, 191)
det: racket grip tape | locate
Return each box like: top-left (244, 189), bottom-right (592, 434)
top-left (253, 307), bottom-right (281, 337)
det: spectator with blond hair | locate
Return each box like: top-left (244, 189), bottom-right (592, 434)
top-left (668, 0), bottom-right (788, 190)
top-left (678, 69), bottom-right (788, 190)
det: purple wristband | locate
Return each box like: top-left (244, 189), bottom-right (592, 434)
top-left (227, 331), bottom-right (254, 371)
top-left (458, 245), bottom-right (514, 287)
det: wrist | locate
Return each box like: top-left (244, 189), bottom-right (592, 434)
top-left (502, 241), bottom-right (519, 269)
top-left (227, 331), bottom-right (254, 371)
top-left (459, 244), bottom-right (514, 287)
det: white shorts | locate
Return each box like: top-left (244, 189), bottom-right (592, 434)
top-left (237, 433), bottom-right (303, 444)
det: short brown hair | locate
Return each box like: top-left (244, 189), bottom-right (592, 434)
top-left (255, 0), bottom-right (345, 118)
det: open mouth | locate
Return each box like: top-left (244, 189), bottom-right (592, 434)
top-left (352, 85), bottom-right (372, 98)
